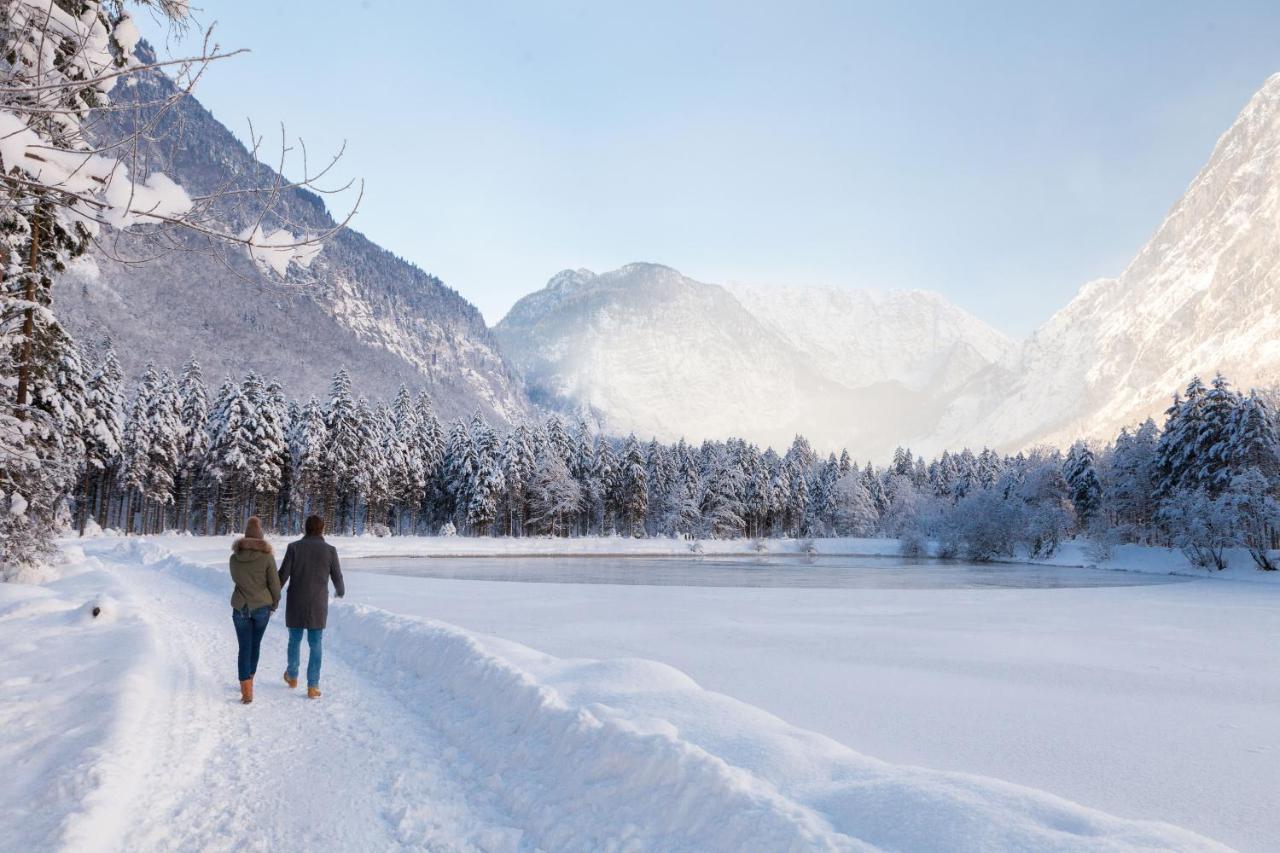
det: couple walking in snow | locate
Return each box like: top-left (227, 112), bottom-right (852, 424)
top-left (228, 514), bottom-right (346, 704)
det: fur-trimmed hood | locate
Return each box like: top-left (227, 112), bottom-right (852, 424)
top-left (232, 537), bottom-right (274, 556)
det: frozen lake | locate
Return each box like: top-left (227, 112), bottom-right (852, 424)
top-left (344, 553), bottom-right (1191, 590)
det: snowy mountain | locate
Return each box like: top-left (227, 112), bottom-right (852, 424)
top-left (495, 263), bottom-right (1011, 455)
top-left (53, 45), bottom-right (528, 424)
top-left (726, 283), bottom-right (1013, 395)
top-left (921, 73), bottom-right (1280, 454)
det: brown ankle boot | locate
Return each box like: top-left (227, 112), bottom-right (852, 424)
top-left (240, 679), bottom-right (253, 704)
top-left (283, 671), bottom-right (297, 689)
top-left (307, 686), bottom-right (321, 699)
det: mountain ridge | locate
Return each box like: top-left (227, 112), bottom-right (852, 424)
top-left (54, 44), bottom-right (529, 423)
top-left (495, 263), bottom-right (1010, 456)
top-left (917, 72), bottom-right (1280, 454)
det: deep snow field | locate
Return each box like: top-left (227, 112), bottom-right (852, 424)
top-left (2, 533), bottom-right (1275, 851)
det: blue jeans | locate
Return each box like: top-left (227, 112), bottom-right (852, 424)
top-left (287, 627), bottom-right (324, 688)
top-left (232, 606), bottom-right (271, 681)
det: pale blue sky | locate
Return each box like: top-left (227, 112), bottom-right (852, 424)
top-left (145, 2), bottom-right (1280, 336)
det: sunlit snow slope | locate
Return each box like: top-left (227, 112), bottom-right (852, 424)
top-left (923, 73), bottom-right (1280, 453)
top-left (495, 264), bottom-right (1010, 455)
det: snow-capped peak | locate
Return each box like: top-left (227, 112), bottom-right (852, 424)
top-left (920, 72), bottom-right (1280, 455)
top-left (495, 264), bottom-right (1012, 456)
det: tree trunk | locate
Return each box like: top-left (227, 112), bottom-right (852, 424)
top-left (76, 469), bottom-right (92, 535)
top-left (14, 215), bottom-right (40, 414)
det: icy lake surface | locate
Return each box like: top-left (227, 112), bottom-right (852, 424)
top-left (344, 554), bottom-right (1191, 589)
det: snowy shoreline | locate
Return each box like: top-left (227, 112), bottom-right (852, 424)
top-left (90, 530), bottom-right (1280, 584)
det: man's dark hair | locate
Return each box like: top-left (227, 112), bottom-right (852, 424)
top-left (305, 515), bottom-right (325, 536)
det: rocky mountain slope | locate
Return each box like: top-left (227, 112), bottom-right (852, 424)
top-left (920, 73), bottom-right (1280, 454)
top-left (54, 45), bottom-right (527, 423)
top-left (495, 263), bottom-right (1011, 455)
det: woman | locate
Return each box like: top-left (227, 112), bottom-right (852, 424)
top-left (229, 516), bottom-right (281, 704)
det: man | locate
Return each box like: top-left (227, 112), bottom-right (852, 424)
top-left (279, 514), bottom-right (345, 698)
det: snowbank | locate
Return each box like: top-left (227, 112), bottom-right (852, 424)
top-left (1004, 540), bottom-right (1280, 583)
top-left (84, 539), bottom-right (1226, 851)
top-left (0, 562), bottom-right (159, 851)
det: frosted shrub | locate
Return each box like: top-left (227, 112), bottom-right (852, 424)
top-left (438, 521), bottom-right (457, 537)
top-left (934, 530), bottom-right (962, 560)
top-left (1083, 517), bottom-right (1121, 565)
top-left (1222, 469), bottom-right (1280, 571)
top-left (950, 490), bottom-right (1019, 562)
top-left (1018, 502), bottom-right (1071, 559)
top-left (1160, 488), bottom-right (1233, 571)
top-left (367, 523), bottom-right (391, 538)
top-left (898, 529), bottom-right (927, 558)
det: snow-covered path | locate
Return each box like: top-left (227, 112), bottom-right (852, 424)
top-left (112, 559), bottom-right (521, 853)
top-left (2, 538), bottom-right (1237, 852)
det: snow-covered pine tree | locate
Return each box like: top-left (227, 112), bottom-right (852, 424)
top-left (355, 400), bottom-right (393, 531)
top-left (442, 419), bottom-right (477, 530)
top-left (953, 448), bottom-right (978, 500)
top-left (466, 419), bottom-right (504, 535)
top-left (890, 447), bottom-right (914, 478)
top-left (785, 435), bottom-right (816, 471)
top-left (1227, 391), bottom-right (1280, 480)
top-left (500, 425), bottom-right (536, 537)
top-left (976, 447), bottom-right (1002, 490)
top-left (664, 475), bottom-right (702, 539)
top-left (79, 341), bottom-right (125, 532)
top-left (119, 366), bottom-right (157, 533)
top-left (618, 434), bottom-right (648, 537)
top-left (0, 252), bottom-right (88, 568)
top-left (910, 456), bottom-right (928, 491)
top-left (0, 311), bottom-right (88, 566)
top-left (239, 372), bottom-right (286, 523)
top-left (264, 382), bottom-right (294, 531)
top-left (414, 391), bottom-right (445, 530)
top-left (810, 454), bottom-right (841, 535)
top-left (202, 377), bottom-right (255, 534)
top-left (289, 398), bottom-right (329, 523)
top-left (390, 386), bottom-right (426, 533)
top-left (1196, 373), bottom-right (1239, 496)
top-left (861, 463), bottom-right (887, 526)
top-left (570, 419), bottom-right (596, 534)
top-left (1063, 440), bottom-right (1104, 528)
top-left (592, 437), bottom-right (620, 535)
top-left (1155, 380), bottom-right (1204, 498)
top-left (766, 452), bottom-right (791, 538)
top-left (1105, 419), bottom-right (1160, 540)
top-left (174, 358), bottom-right (209, 532)
top-left (140, 368), bottom-right (183, 532)
top-left (324, 369), bottom-right (363, 533)
top-left (930, 451), bottom-right (958, 501)
top-left (545, 414), bottom-right (574, 465)
top-left (737, 442), bottom-right (768, 539)
top-left (783, 457), bottom-right (809, 537)
top-left (699, 443), bottom-right (745, 539)
top-left (645, 439), bottom-right (676, 537)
